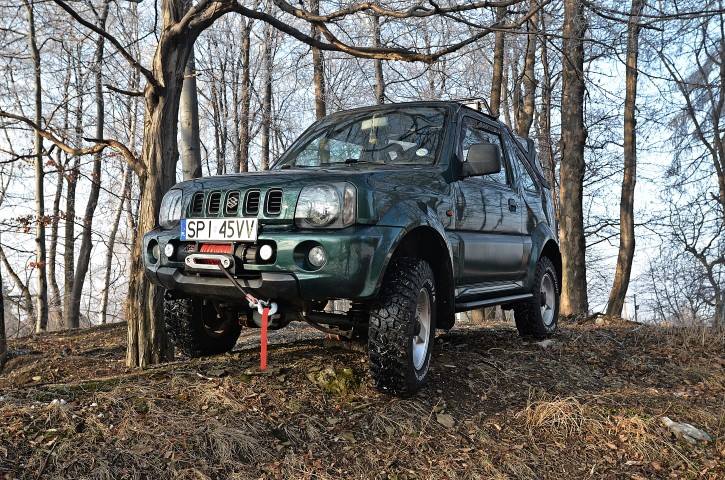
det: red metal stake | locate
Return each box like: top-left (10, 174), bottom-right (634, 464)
top-left (260, 306), bottom-right (269, 370)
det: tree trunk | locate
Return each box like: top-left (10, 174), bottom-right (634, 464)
top-left (489, 6), bottom-right (506, 117)
top-left (559, 0), bottom-right (589, 316)
top-left (537, 9), bottom-right (558, 219)
top-left (0, 265), bottom-right (5, 370)
top-left (24, 0), bottom-right (48, 333)
top-left (310, 0), bottom-right (327, 118)
top-left (606, 0), bottom-right (643, 317)
top-left (99, 165), bottom-right (131, 324)
top-left (237, 18), bottom-right (253, 173)
top-left (47, 63), bottom-right (72, 330)
top-left (47, 153), bottom-right (65, 330)
top-left (516, 0), bottom-right (538, 136)
top-left (371, 14), bottom-right (385, 104)
top-left (127, 2), bottom-right (197, 367)
top-left (179, 48), bottom-right (202, 180)
top-left (0, 246), bottom-right (34, 320)
top-left (65, 0), bottom-right (110, 329)
top-left (63, 60), bottom-right (85, 326)
top-left (260, 18), bottom-right (274, 171)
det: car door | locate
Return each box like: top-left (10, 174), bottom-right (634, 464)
top-left (453, 116), bottom-right (525, 288)
top-left (505, 134), bottom-right (547, 272)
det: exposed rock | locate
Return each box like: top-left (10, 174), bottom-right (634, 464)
top-left (436, 413), bottom-right (455, 428)
top-left (660, 416), bottom-right (712, 444)
top-left (536, 339), bottom-right (557, 349)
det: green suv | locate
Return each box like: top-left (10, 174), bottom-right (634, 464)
top-left (144, 101), bottom-right (561, 394)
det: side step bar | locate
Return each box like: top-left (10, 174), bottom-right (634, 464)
top-left (454, 293), bottom-right (533, 312)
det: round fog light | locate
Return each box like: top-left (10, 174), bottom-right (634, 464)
top-left (308, 246), bottom-right (327, 268)
top-left (259, 244), bottom-right (274, 261)
top-left (150, 243), bottom-right (160, 263)
top-left (164, 243), bottom-right (175, 259)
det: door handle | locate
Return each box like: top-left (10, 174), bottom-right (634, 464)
top-left (508, 198), bottom-right (518, 212)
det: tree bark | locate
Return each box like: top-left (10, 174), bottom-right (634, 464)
top-left (260, 15), bottom-right (274, 170)
top-left (65, 0), bottom-right (111, 329)
top-left (237, 17), bottom-right (253, 172)
top-left (24, 0), bottom-right (48, 333)
top-left (489, 6), bottom-right (507, 117)
top-left (47, 62), bottom-right (72, 330)
top-left (179, 48), bottom-right (202, 180)
top-left (0, 246), bottom-right (34, 320)
top-left (537, 9), bottom-right (558, 219)
top-left (371, 14), bottom-right (385, 104)
top-left (126, 0), bottom-right (198, 367)
top-left (0, 265), bottom-right (5, 370)
top-left (606, 0), bottom-right (643, 318)
top-left (516, 0), bottom-right (538, 136)
top-left (63, 58), bottom-right (85, 327)
top-left (99, 165), bottom-right (131, 324)
top-left (310, 0), bottom-right (327, 118)
top-left (559, 0), bottom-right (589, 316)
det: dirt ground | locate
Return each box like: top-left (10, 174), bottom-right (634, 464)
top-left (1, 318), bottom-right (723, 479)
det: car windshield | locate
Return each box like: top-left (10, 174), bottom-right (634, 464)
top-left (274, 107), bottom-right (446, 168)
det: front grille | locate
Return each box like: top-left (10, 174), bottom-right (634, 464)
top-left (207, 191), bottom-right (222, 215)
top-left (265, 189), bottom-right (283, 215)
top-left (190, 192), bottom-right (204, 216)
top-left (244, 190), bottom-right (261, 215)
top-left (225, 191), bottom-right (240, 215)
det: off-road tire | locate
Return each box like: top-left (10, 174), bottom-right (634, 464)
top-left (164, 295), bottom-right (242, 357)
top-left (513, 256), bottom-right (559, 338)
top-left (368, 258), bottom-right (437, 395)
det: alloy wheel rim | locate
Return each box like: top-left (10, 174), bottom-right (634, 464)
top-left (412, 287), bottom-right (432, 370)
top-left (540, 273), bottom-right (555, 327)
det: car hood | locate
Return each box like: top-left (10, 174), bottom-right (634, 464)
top-left (173, 164), bottom-right (449, 224)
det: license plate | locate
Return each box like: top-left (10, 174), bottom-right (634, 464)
top-left (180, 218), bottom-right (258, 242)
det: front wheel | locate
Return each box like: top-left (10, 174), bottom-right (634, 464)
top-left (513, 257), bottom-right (560, 338)
top-left (164, 294), bottom-right (242, 357)
top-left (368, 258), bottom-right (437, 395)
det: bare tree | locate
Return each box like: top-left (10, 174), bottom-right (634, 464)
top-left (515, 0), bottom-right (538, 136)
top-left (489, 6), bottom-right (507, 117)
top-left (310, 0), bottom-right (326, 117)
top-left (65, 0), bottom-right (111, 329)
top-left (260, 4), bottom-right (275, 170)
top-left (371, 14), bottom-right (385, 104)
top-left (22, 0), bottom-right (48, 332)
top-left (179, 50), bottom-right (203, 180)
top-left (558, 0), bottom-right (589, 316)
top-left (0, 262), bottom-right (5, 369)
top-left (606, 0), bottom-right (644, 317)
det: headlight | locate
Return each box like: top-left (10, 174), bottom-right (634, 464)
top-left (295, 183), bottom-right (356, 228)
top-left (159, 189), bottom-right (183, 228)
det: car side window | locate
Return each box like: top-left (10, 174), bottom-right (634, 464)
top-left (460, 118), bottom-right (507, 185)
top-left (514, 152), bottom-right (538, 192)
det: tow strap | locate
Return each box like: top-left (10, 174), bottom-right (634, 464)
top-left (217, 262), bottom-right (278, 371)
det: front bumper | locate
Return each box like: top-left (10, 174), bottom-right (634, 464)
top-left (143, 224), bottom-right (402, 307)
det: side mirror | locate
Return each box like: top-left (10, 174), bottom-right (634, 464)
top-left (462, 143), bottom-right (501, 177)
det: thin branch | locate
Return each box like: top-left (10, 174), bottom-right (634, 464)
top-left (50, 0), bottom-right (161, 91)
top-left (0, 110), bottom-right (145, 177)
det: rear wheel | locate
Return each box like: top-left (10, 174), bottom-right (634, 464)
top-left (164, 294), bottom-right (242, 357)
top-left (368, 258), bottom-right (437, 395)
top-left (513, 257), bottom-right (559, 338)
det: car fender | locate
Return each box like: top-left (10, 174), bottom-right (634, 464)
top-left (524, 222), bottom-right (561, 290)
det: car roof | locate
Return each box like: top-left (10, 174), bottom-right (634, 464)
top-left (324, 100), bottom-right (499, 122)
